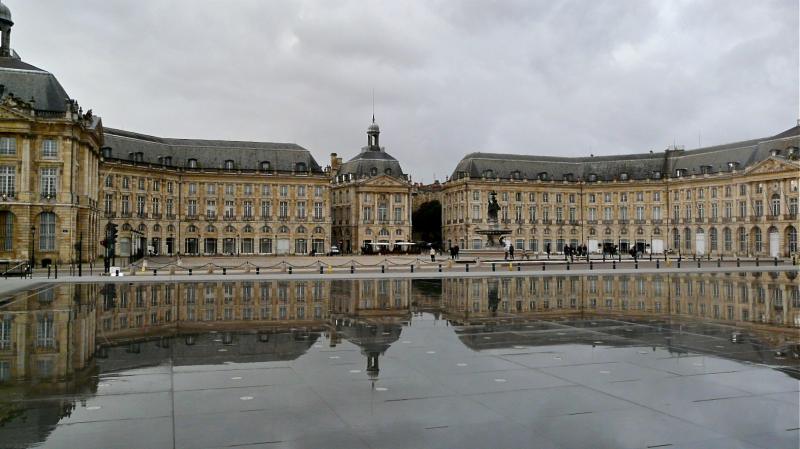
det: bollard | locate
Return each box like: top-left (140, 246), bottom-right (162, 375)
top-left (54, 264), bottom-right (57, 279)
top-left (116, 268), bottom-right (120, 277)
top-left (566, 262), bottom-right (570, 270)
top-left (350, 265), bottom-right (355, 274)
top-left (603, 253), bottom-right (606, 262)
top-left (612, 261), bottom-right (616, 269)
top-left (223, 267), bottom-right (227, 275)
top-left (717, 258), bottom-right (721, 267)
top-left (508, 263), bottom-right (513, 272)
top-left (774, 257), bottom-right (778, 266)
top-left (411, 265), bottom-right (414, 273)
top-left (793, 256), bottom-right (796, 266)
top-left (320, 265), bottom-right (324, 274)
top-left (736, 258), bottom-right (740, 267)
top-left (381, 265), bottom-right (385, 273)
top-left (656, 260), bottom-right (660, 269)
top-left (492, 263), bottom-right (496, 272)
top-left (48, 266), bottom-right (51, 279)
top-left (707, 254), bottom-right (711, 261)
top-left (517, 263), bottom-right (521, 271)
top-left (256, 267), bottom-right (260, 274)
top-left (755, 257), bottom-right (759, 267)
top-left (697, 260), bottom-right (701, 268)
top-left (288, 266), bottom-right (293, 274)
top-left (465, 264), bottom-right (469, 272)
top-left (590, 261), bottom-right (593, 270)
top-left (635, 261), bottom-right (638, 269)
top-left (542, 263), bottom-right (546, 271)
top-left (677, 260), bottom-right (681, 268)
top-left (153, 269), bottom-right (157, 276)
top-left (438, 264), bottom-right (442, 272)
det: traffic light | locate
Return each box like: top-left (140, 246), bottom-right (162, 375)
top-left (107, 223), bottom-right (118, 247)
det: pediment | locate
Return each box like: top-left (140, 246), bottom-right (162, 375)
top-left (0, 102), bottom-right (35, 121)
top-left (361, 175), bottom-right (408, 187)
top-left (744, 157), bottom-right (800, 175)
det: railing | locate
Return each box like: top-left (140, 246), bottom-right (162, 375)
top-left (223, 215), bottom-right (236, 221)
top-left (186, 214), bottom-right (198, 220)
top-left (618, 219), bottom-right (629, 225)
top-left (243, 216), bottom-right (254, 221)
top-left (313, 217), bottom-right (325, 222)
top-left (651, 219), bottom-right (663, 224)
top-left (721, 217), bottom-right (731, 223)
top-left (166, 214), bottom-right (176, 220)
top-left (586, 219), bottom-right (597, 225)
top-left (602, 220), bottom-right (613, 225)
top-left (121, 212), bottom-right (132, 218)
top-left (151, 213), bottom-right (162, 220)
top-left (695, 218), bottom-right (704, 223)
top-left (261, 215), bottom-right (272, 221)
top-left (104, 211), bottom-right (117, 218)
top-left (0, 191), bottom-right (16, 200)
top-left (785, 213), bottom-right (798, 220)
top-left (136, 212), bottom-right (148, 219)
top-left (542, 219), bottom-right (553, 225)
top-left (634, 219), bottom-right (646, 225)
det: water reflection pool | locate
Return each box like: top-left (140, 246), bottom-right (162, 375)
top-left (1, 273), bottom-right (798, 449)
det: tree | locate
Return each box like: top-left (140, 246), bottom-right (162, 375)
top-left (412, 200), bottom-right (442, 246)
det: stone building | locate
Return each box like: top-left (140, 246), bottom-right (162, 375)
top-left (442, 127), bottom-right (799, 257)
top-left (330, 118), bottom-right (413, 254)
top-left (0, 2), bottom-right (103, 267)
top-left (100, 128), bottom-right (331, 257)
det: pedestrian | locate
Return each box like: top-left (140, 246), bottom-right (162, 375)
top-left (509, 244), bottom-right (515, 260)
top-left (430, 247), bottom-right (436, 262)
top-left (504, 245), bottom-right (509, 260)
top-left (454, 245), bottom-right (459, 260)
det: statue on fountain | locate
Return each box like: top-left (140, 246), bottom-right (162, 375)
top-left (487, 191), bottom-right (500, 222)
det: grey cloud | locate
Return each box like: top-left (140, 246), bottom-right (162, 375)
top-left (6, 0), bottom-right (797, 183)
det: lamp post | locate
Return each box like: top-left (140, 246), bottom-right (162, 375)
top-left (29, 225), bottom-right (35, 272)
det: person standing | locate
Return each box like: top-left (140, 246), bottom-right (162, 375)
top-left (430, 247), bottom-right (436, 262)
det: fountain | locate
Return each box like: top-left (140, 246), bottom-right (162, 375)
top-left (474, 191), bottom-right (512, 251)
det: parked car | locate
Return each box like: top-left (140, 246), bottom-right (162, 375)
top-left (328, 246), bottom-right (340, 256)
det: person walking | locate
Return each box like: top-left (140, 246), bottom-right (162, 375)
top-left (430, 247), bottom-right (436, 262)
top-left (509, 244), bottom-right (515, 260)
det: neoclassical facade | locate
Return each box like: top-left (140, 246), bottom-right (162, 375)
top-left (442, 128), bottom-right (799, 257)
top-left (100, 128), bottom-right (331, 257)
top-left (330, 120), bottom-right (413, 254)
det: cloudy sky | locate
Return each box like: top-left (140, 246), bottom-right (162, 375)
top-left (8, 0), bottom-right (798, 182)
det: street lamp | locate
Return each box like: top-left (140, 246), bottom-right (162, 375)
top-left (29, 225), bottom-right (35, 272)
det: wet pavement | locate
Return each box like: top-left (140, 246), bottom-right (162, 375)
top-left (1, 273), bottom-right (798, 449)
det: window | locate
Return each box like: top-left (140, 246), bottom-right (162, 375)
top-left (41, 139), bottom-right (58, 158)
top-left (188, 199), bottom-right (197, 216)
top-left (243, 201), bottom-right (253, 218)
top-left (297, 185), bottom-right (306, 197)
top-left (0, 137), bottom-right (15, 155)
top-left (225, 184), bottom-right (234, 195)
top-left (280, 185), bottom-right (288, 197)
top-left (314, 202), bottom-right (324, 219)
top-left (771, 195), bottom-right (780, 216)
top-left (297, 201), bottom-right (306, 219)
top-left (40, 168), bottom-right (58, 197)
top-left (188, 183), bottom-right (197, 195)
top-left (279, 201), bottom-right (289, 218)
top-left (39, 212), bottom-right (56, 251)
top-left (224, 160), bottom-right (234, 170)
top-left (0, 166), bottom-right (14, 195)
top-left (297, 162), bottom-right (307, 172)
top-left (224, 200), bottom-right (234, 218)
top-left (260, 161), bottom-right (271, 172)
top-left (261, 200), bottom-right (271, 217)
top-left (0, 211), bottom-right (12, 251)
top-left (188, 158), bottom-right (198, 168)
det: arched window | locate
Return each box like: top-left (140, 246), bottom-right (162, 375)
top-left (122, 223), bottom-right (132, 231)
top-left (709, 228), bottom-right (718, 251)
top-left (672, 228), bottom-right (680, 250)
top-left (788, 226), bottom-right (798, 253)
top-left (683, 228), bottom-right (691, 251)
top-left (206, 225), bottom-right (216, 233)
top-left (0, 211), bottom-right (13, 251)
top-left (261, 225), bottom-right (272, 233)
top-left (753, 228), bottom-right (763, 253)
top-left (483, 169), bottom-right (494, 178)
top-left (384, 168), bottom-right (393, 176)
top-left (313, 227), bottom-right (324, 234)
top-left (379, 228), bottom-right (389, 236)
top-left (723, 227), bottom-right (732, 251)
top-left (243, 225), bottom-right (253, 233)
top-left (738, 227), bottom-right (746, 252)
top-left (138, 224), bottom-right (146, 232)
top-left (224, 225), bottom-right (236, 233)
top-left (771, 194), bottom-right (781, 216)
top-left (187, 225), bottom-right (198, 233)
top-left (279, 225), bottom-right (289, 233)
top-left (153, 224), bottom-right (161, 232)
top-left (188, 158), bottom-right (198, 168)
top-left (167, 224), bottom-right (175, 232)
top-left (370, 167), bottom-right (378, 176)
top-left (39, 213), bottom-right (56, 251)
top-left (619, 173), bottom-right (629, 181)
top-left (297, 226), bottom-right (306, 234)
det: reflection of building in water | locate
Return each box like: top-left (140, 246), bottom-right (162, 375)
top-left (96, 280), bottom-right (331, 341)
top-left (330, 279), bottom-right (411, 317)
top-left (0, 284), bottom-right (98, 447)
top-left (333, 318), bottom-right (404, 379)
top-left (443, 272), bottom-right (800, 327)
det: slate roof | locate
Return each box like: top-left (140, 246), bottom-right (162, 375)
top-left (336, 146), bottom-right (407, 179)
top-left (103, 127), bottom-right (325, 173)
top-left (0, 56), bottom-right (70, 112)
top-left (450, 126), bottom-right (800, 181)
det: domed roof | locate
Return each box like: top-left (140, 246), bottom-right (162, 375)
top-left (368, 122), bottom-right (380, 133)
top-left (0, 1), bottom-right (12, 25)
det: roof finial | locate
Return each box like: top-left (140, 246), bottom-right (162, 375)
top-left (372, 88), bottom-right (375, 123)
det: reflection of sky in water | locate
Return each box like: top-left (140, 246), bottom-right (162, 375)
top-left (0, 274), bottom-right (798, 449)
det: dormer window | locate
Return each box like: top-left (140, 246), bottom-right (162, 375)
top-left (619, 172), bottom-right (629, 181)
top-left (384, 168), bottom-right (393, 176)
top-left (727, 161), bottom-right (739, 171)
top-left (260, 161), bottom-right (271, 172)
top-left (296, 162), bottom-right (307, 172)
top-left (224, 160), bottom-right (234, 170)
top-left (588, 173), bottom-right (598, 182)
top-left (136, 152), bottom-right (144, 162)
top-left (101, 147), bottom-right (112, 158)
top-left (770, 148), bottom-right (781, 156)
top-left (370, 167), bottom-right (378, 176)
top-left (511, 170), bottom-right (522, 180)
top-left (164, 156), bottom-right (172, 166)
top-left (652, 171), bottom-right (661, 179)
top-left (675, 168), bottom-right (687, 177)
top-left (188, 158), bottom-right (198, 168)
top-left (482, 169), bottom-right (494, 178)
top-left (700, 165), bottom-right (713, 175)
top-left (563, 173), bottom-right (573, 182)
top-left (538, 172), bottom-right (548, 181)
